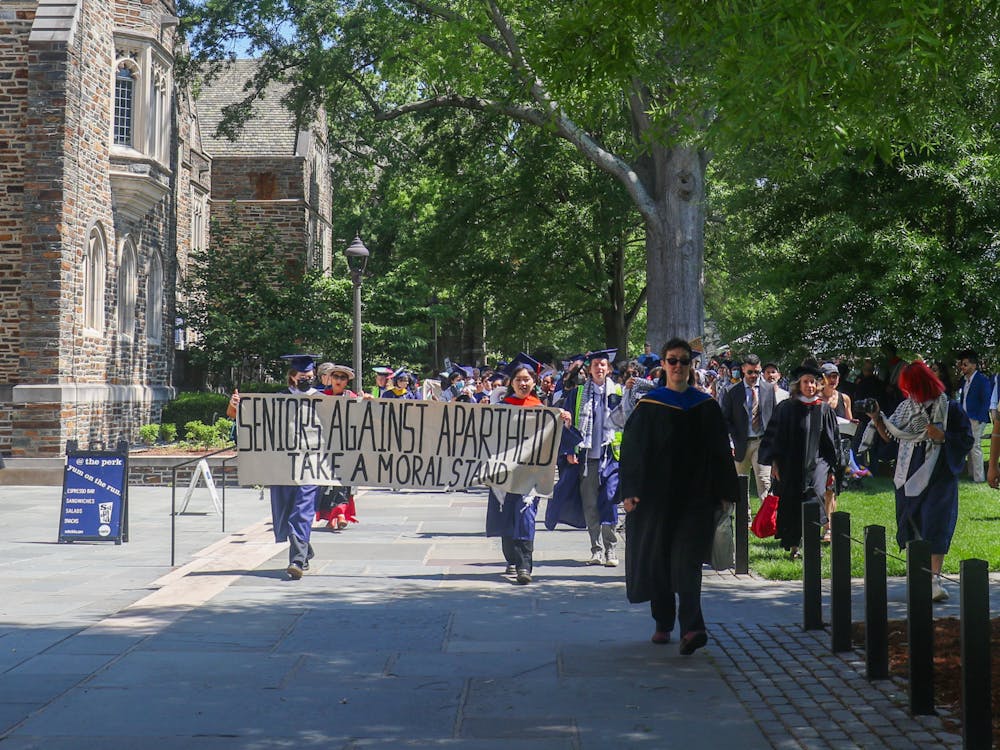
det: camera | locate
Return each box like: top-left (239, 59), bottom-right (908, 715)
top-left (858, 398), bottom-right (879, 415)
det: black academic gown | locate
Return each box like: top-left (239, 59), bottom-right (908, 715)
top-left (759, 397), bottom-right (841, 549)
top-left (618, 386), bottom-right (739, 603)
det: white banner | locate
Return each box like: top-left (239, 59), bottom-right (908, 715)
top-left (235, 394), bottom-right (563, 495)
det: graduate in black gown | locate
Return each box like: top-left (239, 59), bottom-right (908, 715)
top-left (759, 363), bottom-right (842, 558)
top-left (619, 338), bottom-right (739, 654)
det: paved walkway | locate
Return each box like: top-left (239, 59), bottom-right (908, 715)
top-left (0, 484), bottom-right (992, 748)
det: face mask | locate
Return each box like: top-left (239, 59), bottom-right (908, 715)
top-left (295, 377), bottom-right (313, 392)
top-left (454, 379), bottom-right (465, 390)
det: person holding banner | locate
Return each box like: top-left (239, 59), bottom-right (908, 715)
top-left (315, 362), bottom-right (364, 531)
top-left (485, 354), bottom-right (571, 584)
top-left (227, 354), bottom-right (322, 580)
top-left (619, 338), bottom-right (739, 653)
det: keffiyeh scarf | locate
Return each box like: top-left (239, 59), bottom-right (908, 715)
top-left (859, 394), bottom-right (948, 496)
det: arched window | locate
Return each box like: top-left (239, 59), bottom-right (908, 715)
top-left (84, 224), bottom-right (107, 332)
top-left (146, 250), bottom-right (163, 343)
top-left (114, 60), bottom-right (139, 147)
top-left (118, 237), bottom-right (137, 336)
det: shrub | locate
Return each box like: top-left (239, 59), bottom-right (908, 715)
top-left (160, 423), bottom-right (178, 443)
top-left (184, 420), bottom-right (223, 447)
top-left (138, 424), bottom-right (160, 445)
top-left (214, 418), bottom-right (234, 443)
top-left (162, 392), bottom-right (230, 435)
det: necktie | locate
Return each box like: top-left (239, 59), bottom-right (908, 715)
top-left (751, 386), bottom-right (762, 432)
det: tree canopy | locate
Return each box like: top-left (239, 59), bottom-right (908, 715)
top-left (178, 0), bottom-right (1000, 371)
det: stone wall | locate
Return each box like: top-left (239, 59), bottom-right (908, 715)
top-left (1, 0), bottom-right (194, 457)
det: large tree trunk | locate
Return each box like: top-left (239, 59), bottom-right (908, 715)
top-left (600, 235), bottom-right (629, 359)
top-left (643, 145), bottom-right (708, 352)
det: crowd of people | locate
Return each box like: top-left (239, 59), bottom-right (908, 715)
top-left (226, 339), bottom-right (993, 653)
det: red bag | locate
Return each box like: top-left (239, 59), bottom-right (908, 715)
top-left (750, 494), bottom-right (779, 538)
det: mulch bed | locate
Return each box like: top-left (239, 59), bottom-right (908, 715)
top-left (852, 618), bottom-right (1000, 744)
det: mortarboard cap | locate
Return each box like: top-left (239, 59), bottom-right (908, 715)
top-left (503, 352), bottom-right (541, 378)
top-left (280, 354), bottom-right (318, 373)
top-left (790, 363), bottom-right (823, 379)
top-left (392, 367), bottom-right (412, 382)
top-left (584, 348), bottom-right (617, 363)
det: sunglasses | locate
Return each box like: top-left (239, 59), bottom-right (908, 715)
top-left (331, 374), bottom-right (349, 381)
top-left (665, 357), bottom-right (692, 366)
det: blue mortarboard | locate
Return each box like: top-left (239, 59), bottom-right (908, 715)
top-left (451, 365), bottom-right (474, 379)
top-left (372, 366), bottom-right (394, 375)
top-left (540, 368), bottom-right (556, 379)
top-left (280, 354), bottom-right (317, 373)
top-left (392, 367), bottom-right (412, 382)
top-left (585, 348), bottom-right (617, 363)
top-left (503, 352), bottom-right (541, 378)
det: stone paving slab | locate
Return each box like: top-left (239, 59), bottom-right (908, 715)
top-left (0, 484), bottom-right (994, 748)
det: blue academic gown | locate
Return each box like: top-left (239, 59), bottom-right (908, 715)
top-left (486, 491), bottom-right (539, 540)
top-left (894, 400), bottom-right (974, 554)
top-left (544, 416), bottom-right (619, 531)
top-left (269, 387), bottom-right (321, 544)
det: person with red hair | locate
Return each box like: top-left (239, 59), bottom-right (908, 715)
top-left (860, 360), bottom-right (974, 602)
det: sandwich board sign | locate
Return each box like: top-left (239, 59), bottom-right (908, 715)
top-left (58, 440), bottom-right (129, 544)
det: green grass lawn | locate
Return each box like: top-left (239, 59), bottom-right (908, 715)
top-left (748, 475), bottom-right (1000, 580)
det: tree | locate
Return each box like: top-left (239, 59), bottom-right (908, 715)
top-left (180, 0), bottom-right (994, 350)
top-left (180, 220), bottom-right (354, 384)
top-left (706, 143), bottom-right (1000, 363)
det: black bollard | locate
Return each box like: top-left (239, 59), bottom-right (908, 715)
top-left (830, 511), bottom-right (852, 652)
top-left (960, 559), bottom-right (991, 749)
top-left (802, 500), bottom-right (823, 630)
top-left (735, 474), bottom-right (749, 575)
top-left (905, 539), bottom-right (934, 715)
top-left (864, 525), bottom-right (889, 680)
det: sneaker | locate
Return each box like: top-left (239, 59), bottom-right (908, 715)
top-left (504, 564), bottom-right (517, 576)
top-left (604, 553), bottom-right (619, 567)
top-left (678, 630), bottom-right (708, 655)
top-left (515, 569), bottom-right (532, 585)
top-left (932, 577), bottom-right (949, 602)
top-left (588, 550), bottom-right (604, 565)
top-left (302, 560), bottom-right (310, 571)
top-left (286, 563), bottom-right (304, 580)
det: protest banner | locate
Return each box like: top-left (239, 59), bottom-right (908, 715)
top-left (235, 395), bottom-right (564, 496)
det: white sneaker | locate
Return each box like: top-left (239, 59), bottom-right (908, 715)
top-left (604, 553), bottom-right (619, 567)
top-left (588, 550), bottom-right (604, 565)
top-left (931, 577), bottom-right (949, 602)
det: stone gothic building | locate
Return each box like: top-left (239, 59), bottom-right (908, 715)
top-left (0, 0), bottom-right (332, 458)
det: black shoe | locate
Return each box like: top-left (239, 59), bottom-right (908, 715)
top-left (302, 560), bottom-right (310, 571)
top-left (504, 564), bottom-right (517, 575)
top-left (679, 630), bottom-right (708, 655)
top-left (515, 569), bottom-right (532, 585)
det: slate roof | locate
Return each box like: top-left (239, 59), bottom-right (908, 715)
top-left (195, 60), bottom-right (300, 158)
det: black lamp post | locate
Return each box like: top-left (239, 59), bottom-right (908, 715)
top-left (344, 235), bottom-right (370, 389)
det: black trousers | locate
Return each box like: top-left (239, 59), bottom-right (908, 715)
top-left (650, 591), bottom-right (706, 635)
top-left (501, 537), bottom-right (533, 572)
